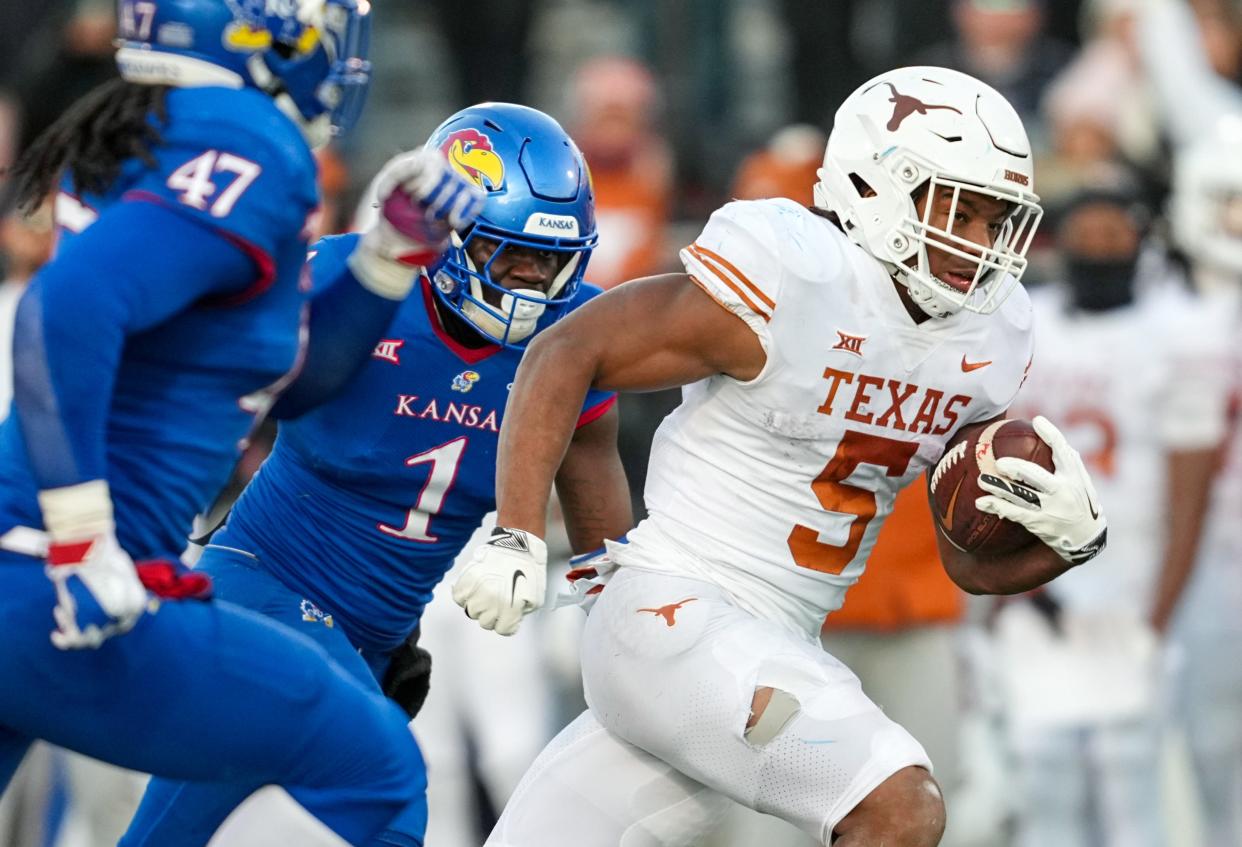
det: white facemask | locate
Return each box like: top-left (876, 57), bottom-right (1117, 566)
top-left (462, 288), bottom-right (548, 343)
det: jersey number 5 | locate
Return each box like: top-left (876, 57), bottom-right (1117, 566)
top-left (378, 437), bottom-right (468, 543)
top-left (787, 430), bottom-right (919, 575)
top-left (167, 151), bottom-right (262, 218)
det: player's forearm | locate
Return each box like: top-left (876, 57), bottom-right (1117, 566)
top-left (939, 532), bottom-right (1076, 595)
top-left (495, 329), bottom-right (600, 539)
top-left (558, 462), bottom-right (631, 552)
top-left (1150, 447), bottom-right (1218, 632)
top-left (556, 409), bottom-right (633, 552)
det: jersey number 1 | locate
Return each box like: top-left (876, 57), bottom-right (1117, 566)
top-left (378, 437), bottom-right (468, 543)
top-left (787, 430), bottom-right (919, 575)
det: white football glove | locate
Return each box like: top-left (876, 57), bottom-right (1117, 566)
top-left (348, 148), bottom-right (486, 299)
top-left (976, 416), bottom-right (1108, 565)
top-left (39, 481), bottom-right (147, 650)
top-left (452, 527), bottom-right (547, 636)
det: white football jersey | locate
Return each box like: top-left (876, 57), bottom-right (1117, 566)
top-left (1014, 283), bottom-right (1233, 614)
top-left (615, 199), bottom-right (1033, 636)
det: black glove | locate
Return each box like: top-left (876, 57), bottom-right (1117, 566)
top-left (382, 626), bottom-right (432, 719)
top-left (1026, 589), bottom-right (1065, 635)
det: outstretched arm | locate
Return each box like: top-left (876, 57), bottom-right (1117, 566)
top-left (13, 200), bottom-right (261, 649)
top-left (1138, 0), bottom-right (1242, 148)
top-left (272, 149), bottom-right (484, 419)
top-left (452, 273), bottom-right (765, 634)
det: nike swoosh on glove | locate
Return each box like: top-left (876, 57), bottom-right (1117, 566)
top-left (452, 527), bottom-right (548, 636)
top-left (976, 415), bottom-right (1108, 565)
top-left (348, 148), bottom-right (486, 299)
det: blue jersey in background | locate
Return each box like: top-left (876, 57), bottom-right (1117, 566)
top-left (215, 232), bottom-right (616, 652)
top-left (0, 79), bottom-right (427, 846)
top-left (0, 86), bottom-right (316, 562)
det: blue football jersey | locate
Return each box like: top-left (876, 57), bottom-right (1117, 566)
top-left (0, 86), bottom-right (318, 560)
top-left (216, 233), bottom-right (616, 652)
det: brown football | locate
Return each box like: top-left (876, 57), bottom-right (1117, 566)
top-left (928, 418), bottom-right (1055, 556)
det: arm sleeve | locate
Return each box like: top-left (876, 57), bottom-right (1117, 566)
top-left (678, 201), bottom-right (783, 348)
top-left (577, 391), bottom-right (617, 429)
top-left (12, 201), bottom-right (260, 490)
top-left (269, 234), bottom-right (404, 420)
top-left (1138, 0), bottom-right (1242, 148)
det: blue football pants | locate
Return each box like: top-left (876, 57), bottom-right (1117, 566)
top-left (0, 559), bottom-right (424, 846)
top-left (122, 545), bottom-right (428, 847)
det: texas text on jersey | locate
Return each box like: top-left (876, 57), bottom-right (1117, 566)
top-left (627, 197), bottom-right (1032, 636)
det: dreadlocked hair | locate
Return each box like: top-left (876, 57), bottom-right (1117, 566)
top-left (9, 78), bottom-right (170, 215)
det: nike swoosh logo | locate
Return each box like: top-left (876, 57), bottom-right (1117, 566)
top-left (1087, 494), bottom-right (1099, 520)
top-left (510, 569), bottom-right (527, 604)
top-left (961, 356), bottom-right (992, 372)
top-left (939, 476), bottom-right (964, 531)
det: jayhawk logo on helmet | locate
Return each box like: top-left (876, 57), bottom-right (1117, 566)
top-left (440, 129), bottom-right (505, 192)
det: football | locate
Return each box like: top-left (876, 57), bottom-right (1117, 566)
top-left (928, 418), bottom-right (1055, 556)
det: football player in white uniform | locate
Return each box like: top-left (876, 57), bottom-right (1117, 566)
top-left (1000, 173), bottom-right (1232, 847)
top-left (1165, 125), bottom-right (1242, 847)
top-left (1140, 3), bottom-right (1242, 841)
top-left (453, 66), bottom-right (1108, 846)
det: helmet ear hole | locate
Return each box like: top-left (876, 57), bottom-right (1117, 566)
top-left (848, 173), bottom-right (876, 199)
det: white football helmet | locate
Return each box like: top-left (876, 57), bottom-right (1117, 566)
top-left (815, 66), bottom-right (1042, 318)
top-left (1169, 117), bottom-right (1242, 284)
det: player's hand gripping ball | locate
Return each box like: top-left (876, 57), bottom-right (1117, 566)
top-left (929, 418), bottom-right (1054, 556)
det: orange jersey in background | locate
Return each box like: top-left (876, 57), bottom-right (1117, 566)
top-left (587, 153), bottom-right (672, 288)
top-left (823, 476), bottom-right (964, 632)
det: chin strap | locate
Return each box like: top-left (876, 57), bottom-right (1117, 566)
top-left (896, 268), bottom-right (958, 319)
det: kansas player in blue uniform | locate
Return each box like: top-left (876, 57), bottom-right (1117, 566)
top-left (121, 103), bottom-right (635, 846)
top-left (0, 1), bottom-right (488, 844)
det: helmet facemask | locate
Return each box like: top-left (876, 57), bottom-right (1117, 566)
top-left (898, 172), bottom-right (1042, 318)
top-left (433, 223), bottom-right (594, 347)
top-left (815, 66), bottom-right (1044, 319)
top-left (254, 0), bottom-right (372, 146)
top-left (417, 102), bottom-right (599, 346)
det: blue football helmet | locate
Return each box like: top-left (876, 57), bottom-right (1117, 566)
top-left (114, 0), bottom-right (371, 142)
top-left (426, 103), bottom-right (598, 347)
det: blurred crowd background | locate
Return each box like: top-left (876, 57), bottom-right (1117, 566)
top-left (0, 0), bottom-right (1240, 846)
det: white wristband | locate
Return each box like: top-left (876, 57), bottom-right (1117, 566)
top-left (346, 233), bottom-right (419, 301)
top-left (38, 480), bottom-right (114, 542)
